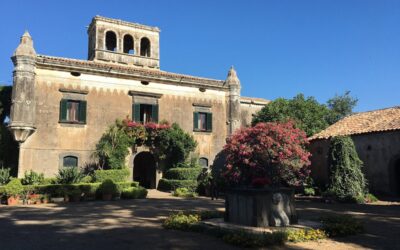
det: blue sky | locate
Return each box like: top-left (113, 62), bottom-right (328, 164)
top-left (0, 0), bottom-right (399, 112)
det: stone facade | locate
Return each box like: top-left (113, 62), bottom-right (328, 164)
top-left (9, 16), bottom-right (269, 183)
top-left (309, 131), bottom-right (400, 197)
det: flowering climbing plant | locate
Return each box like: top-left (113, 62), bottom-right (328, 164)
top-left (222, 121), bottom-right (311, 188)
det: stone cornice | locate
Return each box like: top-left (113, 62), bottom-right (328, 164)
top-left (128, 90), bottom-right (163, 98)
top-left (89, 15), bottom-right (160, 33)
top-left (35, 55), bottom-right (228, 91)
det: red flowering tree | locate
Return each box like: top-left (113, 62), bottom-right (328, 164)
top-left (222, 121), bottom-right (311, 188)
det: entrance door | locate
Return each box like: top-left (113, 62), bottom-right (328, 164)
top-left (133, 152), bottom-right (156, 189)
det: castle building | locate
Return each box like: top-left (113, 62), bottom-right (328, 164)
top-left (8, 16), bottom-right (269, 188)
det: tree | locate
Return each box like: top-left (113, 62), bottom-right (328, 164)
top-left (326, 91), bottom-right (358, 124)
top-left (220, 121), bottom-right (311, 188)
top-left (252, 94), bottom-right (331, 137)
top-left (327, 136), bottom-right (367, 202)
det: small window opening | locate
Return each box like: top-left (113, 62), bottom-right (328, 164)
top-left (141, 81), bottom-right (149, 85)
top-left (71, 72), bottom-right (81, 77)
top-left (63, 156), bottom-right (78, 167)
top-left (105, 31), bottom-right (117, 51)
top-left (199, 88), bottom-right (206, 92)
top-left (199, 157), bottom-right (208, 168)
top-left (140, 37), bottom-right (151, 57)
top-left (123, 35), bottom-right (134, 54)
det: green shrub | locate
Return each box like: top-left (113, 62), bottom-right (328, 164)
top-left (304, 187), bottom-right (316, 196)
top-left (164, 168), bottom-right (202, 180)
top-left (364, 193), bottom-right (378, 203)
top-left (162, 212), bottom-right (200, 230)
top-left (98, 179), bottom-right (118, 196)
top-left (41, 178), bottom-right (57, 185)
top-left (173, 187), bottom-right (197, 198)
top-left (158, 179), bottom-right (197, 191)
top-left (93, 169), bottom-right (130, 183)
top-left (80, 175), bottom-right (93, 183)
top-left (121, 187), bottom-right (148, 199)
top-left (4, 178), bottom-right (24, 197)
top-left (0, 167), bottom-right (11, 185)
top-left (21, 170), bottom-right (44, 185)
top-left (327, 136), bottom-right (367, 202)
top-left (287, 229), bottom-right (327, 242)
top-left (321, 215), bottom-right (364, 237)
top-left (56, 167), bottom-right (84, 184)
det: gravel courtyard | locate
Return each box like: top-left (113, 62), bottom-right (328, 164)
top-left (0, 191), bottom-right (399, 250)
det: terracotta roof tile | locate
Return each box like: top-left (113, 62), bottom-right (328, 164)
top-left (310, 106), bottom-right (400, 140)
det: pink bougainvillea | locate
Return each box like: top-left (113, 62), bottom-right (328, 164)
top-left (222, 121), bottom-right (311, 188)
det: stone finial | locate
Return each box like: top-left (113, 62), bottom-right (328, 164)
top-left (13, 31), bottom-right (36, 57)
top-left (226, 66), bottom-right (241, 86)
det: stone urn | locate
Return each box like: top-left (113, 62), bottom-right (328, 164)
top-left (224, 187), bottom-right (297, 227)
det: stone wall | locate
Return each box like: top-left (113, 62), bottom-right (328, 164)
top-left (309, 131), bottom-right (400, 196)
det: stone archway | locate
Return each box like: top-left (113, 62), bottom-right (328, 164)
top-left (133, 152), bottom-right (156, 189)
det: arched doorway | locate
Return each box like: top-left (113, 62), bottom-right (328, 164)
top-left (133, 152), bottom-right (156, 189)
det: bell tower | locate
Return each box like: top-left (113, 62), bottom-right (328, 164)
top-left (87, 16), bottom-right (160, 69)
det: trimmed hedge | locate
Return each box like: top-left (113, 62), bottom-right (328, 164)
top-left (121, 187), bottom-right (148, 199)
top-left (158, 179), bottom-right (197, 192)
top-left (164, 167), bottom-right (202, 180)
top-left (0, 181), bottom-right (139, 198)
top-left (93, 169), bottom-right (130, 183)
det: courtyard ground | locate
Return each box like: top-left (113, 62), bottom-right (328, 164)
top-left (0, 190), bottom-right (398, 250)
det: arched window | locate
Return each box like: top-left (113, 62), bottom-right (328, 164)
top-left (63, 156), bottom-right (78, 167)
top-left (123, 34), bottom-right (134, 54)
top-left (105, 31), bottom-right (117, 51)
top-left (199, 157), bottom-right (208, 168)
top-left (140, 37), bottom-right (151, 57)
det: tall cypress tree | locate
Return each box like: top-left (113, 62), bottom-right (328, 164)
top-left (327, 136), bottom-right (367, 202)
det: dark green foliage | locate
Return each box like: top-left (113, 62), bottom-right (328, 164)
top-left (93, 169), bottom-right (130, 183)
top-left (55, 167), bottom-right (84, 184)
top-left (0, 167), bottom-right (11, 185)
top-left (121, 187), bottom-right (148, 199)
top-left (327, 136), bottom-right (367, 202)
top-left (326, 91), bottom-right (358, 124)
top-left (0, 86), bottom-right (18, 172)
top-left (150, 123), bottom-right (197, 168)
top-left (321, 215), bottom-right (364, 237)
top-left (252, 94), bottom-right (331, 136)
top-left (98, 179), bottom-right (118, 195)
top-left (95, 121), bottom-right (133, 169)
top-left (4, 178), bottom-right (24, 197)
top-left (41, 178), bottom-right (57, 185)
top-left (164, 168), bottom-right (202, 180)
top-left (21, 170), bottom-right (44, 185)
top-left (157, 179), bottom-right (197, 191)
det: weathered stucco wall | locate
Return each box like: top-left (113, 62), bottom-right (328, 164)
top-left (19, 67), bottom-right (229, 177)
top-left (240, 102), bottom-right (266, 127)
top-left (309, 131), bottom-right (400, 196)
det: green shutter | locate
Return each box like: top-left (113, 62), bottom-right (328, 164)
top-left (206, 113), bottom-right (212, 132)
top-left (193, 112), bottom-right (198, 131)
top-left (152, 104), bottom-right (159, 123)
top-left (59, 99), bottom-right (67, 121)
top-left (79, 101), bottom-right (87, 123)
top-left (134, 103), bottom-right (141, 122)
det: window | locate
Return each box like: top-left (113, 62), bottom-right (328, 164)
top-left (105, 31), bottom-right (117, 51)
top-left (123, 34), bottom-right (134, 54)
top-left (133, 104), bottom-right (158, 124)
top-left (193, 112), bottom-right (212, 132)
top-left (63, 156), bottom-right (78, 167)
top-left (59, 99), bottom-right (87, 124)
top-left (199, 157), bottom-right (208, 168)
top-left (140, 37), bottom-right (151, 57)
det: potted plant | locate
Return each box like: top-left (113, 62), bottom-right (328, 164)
top-left (98, 179), bottom-right (118, 201)
top-left (41, 194), bottom-right (50, 204)
top-left (220, 122), bottom-right (311, 227)
top-left (4, 178), bottom-right (24, 206)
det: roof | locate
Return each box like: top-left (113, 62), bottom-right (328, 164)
top-left (240, 96), bottom-right (270, 105)
top-left (35, 55), bottom-right (225, 88)
top-left (310, 106), bottom-right (400, 140)
top-left (88, 15), bottom-right (160, 32)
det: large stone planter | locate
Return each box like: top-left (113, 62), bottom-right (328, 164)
top-left (225, 188), bottom-right (297, 227)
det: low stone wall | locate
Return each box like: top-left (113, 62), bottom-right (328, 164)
top-left (225, 188), bottom-right (297, 227)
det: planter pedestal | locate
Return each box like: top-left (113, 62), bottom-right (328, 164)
top-left (225, 188), bottom-right (297, 227)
